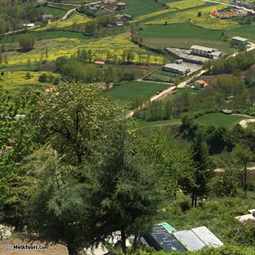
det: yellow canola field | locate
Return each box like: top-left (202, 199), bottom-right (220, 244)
top-left (6, 34), bottom-right (165, 66)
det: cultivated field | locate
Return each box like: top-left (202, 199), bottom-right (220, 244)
top-left (0, 71), bottom-right (59, 90)
top-left (36, 13), bottom-right (91, 31)
top-left (124, 0), bottom-right (170, 17)
top-left (147, 4), bottom-right (237, 29)
top-left (138, 23), bottom-right (233, 52)
top-left (107, 81), bottom-right (169, 107)
top-left (2, 33), bottom-right (165, 66)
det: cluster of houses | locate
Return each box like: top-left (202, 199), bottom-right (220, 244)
top-left (231, 0), bottom-right (255, 10)
top-left (211, 8), bottom-right (248, 19)
top-left (82, 0), bottom-right (127, 15)
top-left (78, 0), bottom-right (132, 27)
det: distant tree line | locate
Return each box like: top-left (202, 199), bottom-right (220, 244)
top-left (0, 0), bottom-right (44, 34)
top-left (56, 57), bottom-right (136, 83)
top-left (206, 51), bottom-right (255, 75)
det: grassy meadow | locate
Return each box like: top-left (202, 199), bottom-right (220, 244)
top-left (195, 112), bottom-right (247, 128)
top-left (107, 81), bottom-right (169, 107)
top-left (125, 0), bottom-right (170, 17)
top-left (38, 6), bottom-right (66, 17)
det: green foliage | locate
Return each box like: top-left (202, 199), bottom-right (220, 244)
top-left (139, 131), bottom-right (194, 200)
top-left (18, 34), bottom-right (36, 52)
top-left (33, 84), bottom-right (120, 165)
top-left (0, 87), bottom-right (39, 228)
top-left (56, 58), bottom-right (136, 83)
top-left (233, 144), bottom-right (253, 195)
top-left (0, 0), bottom-right (43, 34)
top-left (208, 51), bottom-right (255, 75)
top-left (191, 134), bottom-right (212, 206)
top-left (25, 84), bottom-right (164, 255)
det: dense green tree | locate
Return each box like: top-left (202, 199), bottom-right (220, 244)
top-left (191, 134), bottom-right (211, 207)
top-left (233, 144), bottom-right (253, 196)
top-left (205, 126), bottom-right (234, 154)
top-left (0, 88), bottom-right (38, 229)
top-left (179, 115), bottom-right (199, 142)
top-left (26, 86), bottom-right (163, 254)
top-left (34, 84), bottom-right (120, 165)
top-left (18, 34), bottom-right (35, 52)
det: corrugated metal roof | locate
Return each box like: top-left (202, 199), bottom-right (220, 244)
top-left (144, 224), bottom-right (186, 252)
top-left (232, 36), bottom-right (248, 42)
top-left (174, 230), bottom-right (206, 251)
top-left (191, 45), bottom-right (215, 52)
top-left (158, 222), bottom-right (176, 234)
top-left (191, 226), bottom-right (223, 248)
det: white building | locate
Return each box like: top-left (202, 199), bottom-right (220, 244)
top-left (163, 63), bottom-right (190, 75)
top-left (190, 45), bottom-right (222, 59)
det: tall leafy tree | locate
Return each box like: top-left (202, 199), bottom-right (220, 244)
top-left (233, 144), bottom-right (253, 196)
top-left (191, 134), bottom-right (212, 207)
top-left (34, 83), bottom-right (120, 165)
top-left (25, 85), bottom-right (163, 255)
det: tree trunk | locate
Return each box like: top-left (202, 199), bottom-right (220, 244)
top-left (121, 229), bottom-right (127, 254)
top-left (191, 191), bottom-right (195, 207)
top-left (191, 191), bottom-right (197, 208)
top-left (132, 234), bottom-right (140, 251)
top-left (67, 246), bottom-right (78, 255)
top-left (244, 164), bottom-right (248, 197)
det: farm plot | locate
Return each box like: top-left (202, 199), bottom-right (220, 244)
top-left (36, 13), bottom-right (91, 31)
top-left (133, 0), bottom-right (208, 23)
top-left (4, 37), bottom-right (82, 65)
top-left (138, 23), bottom-right (233, 53)
top-left (124, 0), bottom-right (170, 17)
top-left (166, 0), bottom-right (207, 10)
top-left (0, 71), bottom-right (59, 90)
top-left (4, 33), bottom-right (165, 66)
top-left (107, 81), bottom-right (169, 107)
top-left (0, 31), bottom-right (87, 44)
top-left (147, 4), bottom-right (238, 30)
top-left (79, 33), bottom-right (165, 64)
top-left (38, 6), bottom-right (67, 17)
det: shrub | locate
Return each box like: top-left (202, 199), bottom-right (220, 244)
top-left (38, 73), bottom-right (48, 83)
top-left (18, 35), bottom-right (35, 52)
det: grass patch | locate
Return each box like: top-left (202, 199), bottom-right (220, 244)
top-left (38, 6), bottom-right (66, 17)
top-left (167, 0), bottom-right (207, 10)
top-left (161, 195), bottom-right (255, 245)
top-left (125, 0), bottom-right (170, 17)
top-left (195, 112), bottom-right (246, 128)
top-left (107, 81), bottom-right (169, 107)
